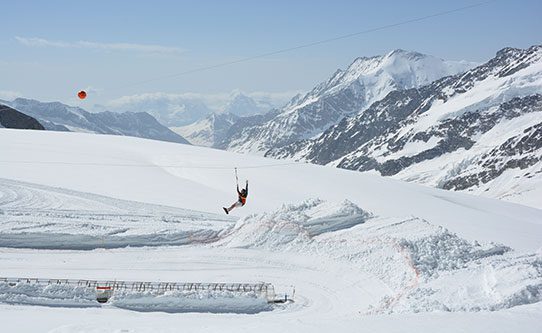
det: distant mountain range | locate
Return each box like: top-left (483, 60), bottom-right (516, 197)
top-left (0, 91), bottom-right (283, 146)
top-left (1, 98), bottom-right (189, 144)
top-left (104, 91), bottom-right (280, 127)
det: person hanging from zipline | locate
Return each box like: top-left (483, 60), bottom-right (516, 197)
top-left (223, 168), bottom-right (248, 215)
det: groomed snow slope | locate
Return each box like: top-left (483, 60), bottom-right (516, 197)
top-left (1, 129), bottom-right (541, 251)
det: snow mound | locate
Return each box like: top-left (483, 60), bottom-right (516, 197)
top-left (392, 252), bottom-right (542, 313)
top-left (0, 282), bottom-right (98, 308)
top-left (0, 282), bottom-right (273, 314)
top-left (333, 218), bottom-right (541, 314)
top-left (217, 198), bottom-right (372, 249)
top-left (400, 230), bottom-right (510, 277)
top-left (110, 289), bottom-right (272, 314)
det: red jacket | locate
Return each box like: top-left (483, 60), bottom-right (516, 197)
top-left (237, 184), bottom-right (248, 205)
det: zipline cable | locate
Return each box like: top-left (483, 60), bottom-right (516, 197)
top-left (0, 160), bottom-right (302, 170)
top-left (116, 0), bottom-right (497, 90)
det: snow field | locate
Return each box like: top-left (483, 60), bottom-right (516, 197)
top-left (0, 129), bottom-right (541, 332)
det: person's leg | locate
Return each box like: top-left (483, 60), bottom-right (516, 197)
top-left (226, 201), bottom-right (242, 213)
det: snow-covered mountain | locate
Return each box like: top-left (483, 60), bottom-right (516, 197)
top-left (105, 93), bottom-right (213, 127)
top-left (268, 45), bottom-right (542, 207)
top-left (171, 112), bottom-right (240, 147)
top-left (171, 92), bottom-right (279, 147)
top-left (176, 111), bottom-right (285, 149)
top-left (222, 50), bottom-right (476, 154)
top-left (223, 91), bottom-right (274, 117)
top-left (3, 98), bottom-right (189, 144)
top-left (0, 104), bottom-right (44, 130)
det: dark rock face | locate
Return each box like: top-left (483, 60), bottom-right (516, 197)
top-left (0, 104), bottom-right (45, 130)
top-left (441, 121), bottom-right (542, 190)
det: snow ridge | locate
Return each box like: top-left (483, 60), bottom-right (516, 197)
top-left (217, 198), bottom-right (372, 249)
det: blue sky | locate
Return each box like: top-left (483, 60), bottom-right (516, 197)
top-left (1, 0), bottom-right (541, 107)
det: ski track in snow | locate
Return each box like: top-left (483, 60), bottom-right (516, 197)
top-left (0, 178), bottom-right (233, 249)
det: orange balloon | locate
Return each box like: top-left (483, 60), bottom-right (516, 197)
top-left (78, 90), bottom-right (87, 99)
